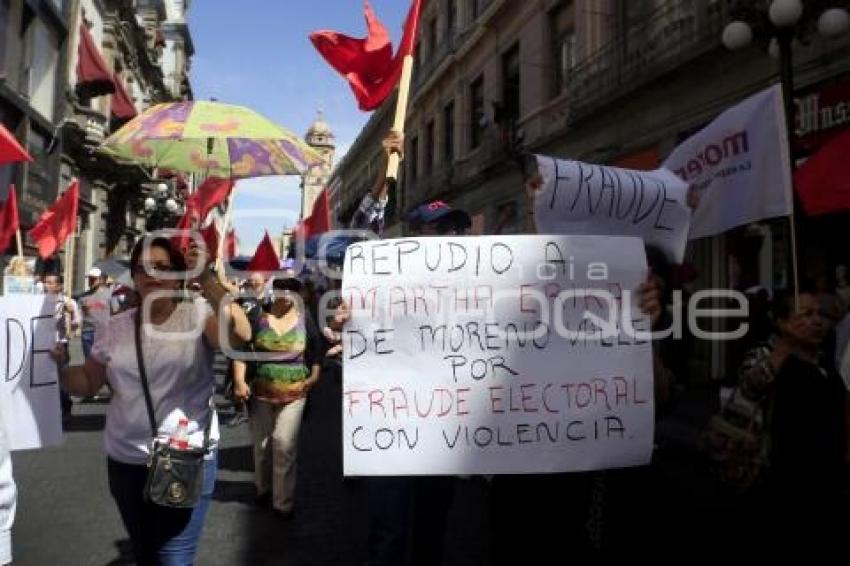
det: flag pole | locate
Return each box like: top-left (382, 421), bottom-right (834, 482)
top-left (216, 191), bottom-right (235, 272)
top-left (385, 54), bottom-right (415, 181)
top-left (15, 229), bottom-right (23, 259)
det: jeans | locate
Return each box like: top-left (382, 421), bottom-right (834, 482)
top-left (81, 328), bottom-right (95, 358)
top-left (107, 452), bottom-right (217, 566)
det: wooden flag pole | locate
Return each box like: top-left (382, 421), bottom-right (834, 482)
top-left (216, 191), bottom-right (236, 273)
top-left (788, 212), bottom-right (801, 308)
top-left (385, 55), bottom-right (415, 181)
top-left (15, 229), bottom-right (23, 259)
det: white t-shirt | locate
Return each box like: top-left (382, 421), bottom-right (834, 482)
top-left (91, 301), bottom-right (219, 465)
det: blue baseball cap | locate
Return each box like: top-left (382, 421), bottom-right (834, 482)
top-left (404, 200), bottom-right (471, 231)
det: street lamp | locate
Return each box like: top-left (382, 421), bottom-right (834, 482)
top-left (721, 1), bottom-right (850, 299)
top-left (142, 181), bottom-right (185, 231)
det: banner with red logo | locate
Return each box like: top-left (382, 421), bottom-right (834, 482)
top-left (663, 85), bottom-right (793, 240)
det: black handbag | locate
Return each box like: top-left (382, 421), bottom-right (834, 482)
top-left (134, 313), bottom-right (212, 508)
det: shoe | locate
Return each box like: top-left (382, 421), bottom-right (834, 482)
top-left (273, 508), bottom-right (295, 521)
top-left (254, 492), bottom-right (271, 508)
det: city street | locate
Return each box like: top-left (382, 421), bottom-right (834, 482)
top-left (12, 364), bottom-right (492, 565)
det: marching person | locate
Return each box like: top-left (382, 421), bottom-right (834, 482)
top-left (232, 276), bottom-right (325, 519)
top-left (51, 236), bottom-right (250, 565)
top-left (44, 274), bottom-right (82, 424)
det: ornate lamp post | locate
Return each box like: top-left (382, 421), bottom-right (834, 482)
top-left (142, 181), bottom-right (185, 231)
top-left (721, 0), bottom-right (850, 297)
top-left (722, 1), bottom-right (850, 152)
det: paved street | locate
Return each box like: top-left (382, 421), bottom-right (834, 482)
top-left (12, 365), bottom-right (492, 565)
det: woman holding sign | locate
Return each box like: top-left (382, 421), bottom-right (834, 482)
top-left (52, 236), bottom-right (251, 565)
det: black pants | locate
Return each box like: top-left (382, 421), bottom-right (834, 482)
top-left (366, 476), bottom-right (455, 566)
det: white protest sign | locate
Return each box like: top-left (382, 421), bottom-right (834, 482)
top-left (342, 235), bottom-right (654, 476)
top-left (533, 155), bottom-right (691, 262)
top-left (663, 84), bottom-right (793, 239)
top-left (0, 295), bottom-right (63, 450)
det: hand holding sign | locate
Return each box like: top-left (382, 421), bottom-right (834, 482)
top-left (531, 155), bottom-right (691, 262)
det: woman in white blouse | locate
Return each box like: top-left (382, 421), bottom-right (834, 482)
top-left (53, 236), bottom-right (250, 565)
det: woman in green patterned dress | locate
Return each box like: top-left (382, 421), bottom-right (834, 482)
top-left (233, 277), bottom-right (325, 517)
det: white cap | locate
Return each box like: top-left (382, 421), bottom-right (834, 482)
top-left (87, 267), bottom-right (102, 277)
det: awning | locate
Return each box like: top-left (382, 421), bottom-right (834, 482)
top-left (76, 22), bottom-right (115, 98)
top-left (110, 73), bottom-right (138, 120)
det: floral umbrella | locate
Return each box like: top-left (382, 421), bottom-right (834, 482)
top-left (101, 101), bottom-right (323, 178)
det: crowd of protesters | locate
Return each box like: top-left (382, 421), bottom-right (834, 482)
top-left (6, 129), bottom-right (837, 564)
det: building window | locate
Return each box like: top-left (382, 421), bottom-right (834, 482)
top-left (446, 0), bottom-right (456, 37)
top-left (471, 0), bottom-right (490, 20)
top-left (501, 43), bottom-right (520, 123)
top-left (25, 126), bottom-right (53, 208)
top-left (443, 101), bottom-right (455, 163)
top-left (470, 76), bottom-right (485, 150)
top-left (550, 1), bottom-right (576, 95)
top-left (20, 16), bottom-right (59, 121)
top-left (409, 135), bottom-right (419, 181)
top-left (427, 17), bottom-right (437, 59)
top-left (0, 1), bottom-right (8, 78)
top-left (425, 119), bottom-right (435, 173)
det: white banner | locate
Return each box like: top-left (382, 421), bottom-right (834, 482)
top-left (663, 84), bottom-right (793, 239)
top-left (342, 235), bottom-right (654, 476)
top-left (0, 295), bottom-right (63, 450)
top-left (533, 155), bottom-right (691, 262)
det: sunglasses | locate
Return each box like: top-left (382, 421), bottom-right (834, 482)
top-left (132, 261), bottom-right (175, 276)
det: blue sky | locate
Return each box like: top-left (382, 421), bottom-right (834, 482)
top-left (189, 0), bottom-right (407, 254)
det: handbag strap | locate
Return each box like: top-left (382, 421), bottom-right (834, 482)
top-left (134, 311), bottom-right (158, 439)
top-left (134, 310), bottom-right (213, 449)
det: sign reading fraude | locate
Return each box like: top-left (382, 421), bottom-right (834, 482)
top-left (533, 155), bottom-right (690, 263)
top-left (0, 295), bottom-right (63, 450)
top-left (341, 235), bottom-right (654, 476)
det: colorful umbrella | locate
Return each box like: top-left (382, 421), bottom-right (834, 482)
top-left (101, 101), bottom-right (323, 178)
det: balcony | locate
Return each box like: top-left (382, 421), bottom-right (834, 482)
top-left (564, 0), bottom-right (727, 121)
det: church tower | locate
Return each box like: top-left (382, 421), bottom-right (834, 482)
top-left (301, 110), bottom-right (336, 219)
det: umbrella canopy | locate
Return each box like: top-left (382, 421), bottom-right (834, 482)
top-left (93, 257), bottom-right (130, 277)
top-left (101, 101), bottom-right (324, 178)
top-left (304, 234), bottom-right (363, 265)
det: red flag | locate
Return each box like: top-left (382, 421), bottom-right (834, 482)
top-left (247, 232), bottom-right (280, 272)
top-left (0, 123), bottom-right (32, 165)
top-left (310, 0), bottom-right (424, 111)
top-left (302, 188), bottom-right (331, 239)
top-left (187, 177), bottom-right (234, 221)
top-left (199, 223), bottom-right (220, 260)
top-left (225, 230), bottom-right (238, 259)
top-left (172, 199), bottom-right (200, 253)
top-left (0, 184), bottom-right (19, 254)
top-left (795, 129), bottom-right (850, 215)
top-left (28, 179), bottom-right (79, 259)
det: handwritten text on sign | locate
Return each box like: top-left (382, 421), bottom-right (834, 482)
top-left (342, 235), bottom-right (654, 475)
top-left (0, 295), bottom-right (63, 450)
top-left (533, 155), bottom-right (690, 262)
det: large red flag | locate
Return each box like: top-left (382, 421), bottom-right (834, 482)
top-left (795, 128), bottom-right (850, 216)
top-left (28, 179), bottom-right (79, 259)
top-left (310, 0), bottom-right (424, 111)
top-left (0, 123), bottom-right (32, 165)
top-left (247, 232), bottom-right (280, 272)
top-left (187, 177), bottom-right (234, 221)
top-left (199, 223), bottom-right (220, 260)
top-left (0, 184), bottom-right (19, 254)
top-left (225, 230), bottom-right (238, 259)
top-left (302, 188), bottom-right (331, 239)
top-left (172, 199), bottom-right (200, 253)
